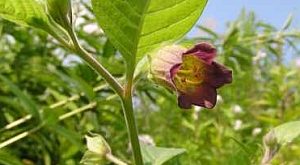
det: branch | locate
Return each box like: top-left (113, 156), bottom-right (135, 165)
top-left (0, 102), bottom-right (97, 149)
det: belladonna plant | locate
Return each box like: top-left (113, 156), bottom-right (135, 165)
top-left (0, 0), bottom-right (232, 163)
top-left (150, 42), bottom-right (232, 109)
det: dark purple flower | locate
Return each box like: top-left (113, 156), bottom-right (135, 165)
top-left (150, 43), bottom-right (232, 109)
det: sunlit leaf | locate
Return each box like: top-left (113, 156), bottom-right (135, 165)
top-left (141, 144), bottom-right (186, 165)
top-left (80, 151), bottom-right (105, 165)
top-left (92, 0), bottom-right (208, 63)
top-left (273, 121), bottom-right (300, 145)
top-left (0, 0), bottom-right (49, 28)
top-left (262, 121), bottom-right (300, 164)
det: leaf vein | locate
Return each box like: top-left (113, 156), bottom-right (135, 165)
top-left (141, 6), bottom-right (199, 38)
top-left (147, 0), bottom-right (187, 15)
top-left (106, 0), bottom-right (139, 28)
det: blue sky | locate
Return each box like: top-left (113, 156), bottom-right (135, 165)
top-left (193, 0), bottom-right (300, 33)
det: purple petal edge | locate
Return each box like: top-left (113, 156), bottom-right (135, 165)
top-left (183, 42), bottom-right (216, 64)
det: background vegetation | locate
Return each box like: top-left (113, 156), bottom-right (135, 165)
top-left (0, 1), bottom-right (300, 164)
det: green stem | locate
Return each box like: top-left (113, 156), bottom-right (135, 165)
top-left (105, 153), bottom-right (128, 165)
top-left (121, 64), bottom-right (143, 165)
top-left (64, 26), bottom-right (124, 96)
top-left (51, 20), bottom-right (142, 164)
top-left (74, 45), bottom-right (123, 96)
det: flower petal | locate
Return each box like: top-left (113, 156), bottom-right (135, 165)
top-left (183, 42), bottom-right (216, 64)
top-left (205, 62), bottom-right (232, 88)
top-left (177, 83), bottom-right (217, 109)
top-left (150, 45), bottom-right (186, 90)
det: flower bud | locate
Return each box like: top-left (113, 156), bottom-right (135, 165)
top-left (262, 130), bottom-right (280, 164)
top-left (85, 134), bottom-right (111, 156)
top-left (263, 130), bottom-right (278, 149)
top-left (47, 0), bottom-right (72, 28)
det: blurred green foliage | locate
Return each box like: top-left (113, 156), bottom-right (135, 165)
top-left (0, 1), bottom-right (300, 164)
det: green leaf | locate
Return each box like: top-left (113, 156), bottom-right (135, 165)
top-left (0, 0), bottom-right (49, 28)
top-left (261, 121), bottom-right (300, 164)
top-left (46, 0), bottom-right (72, 29)
top-left (102, 39), bottom-right (117, 58)
top-left (273, 121), bottom-right (300, 145)
top-left (92, 0), bottom-right (208, 63)
top-left (196, 25), bottom-right (218, 39)
top-left (0, 150), bottom-right (23, 165)
top-left (0, 23), bottom-right (3, 36)
top-left (141, 144), bottom-right (186, 165)
top-left (281, 14), bottom-right (293, 30)
top-left (52, 69), bottom-right (95, 101)
top-left (41, 107), bottom-right (60, 126)
top-left (0, 75), bottom-right (40, 118)
top-left (80, 151), bottom-right (106, 165)
top-left (50, 125), bottom-right (82, 148)
top-left (67, 71), bottom-right (96, 101)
